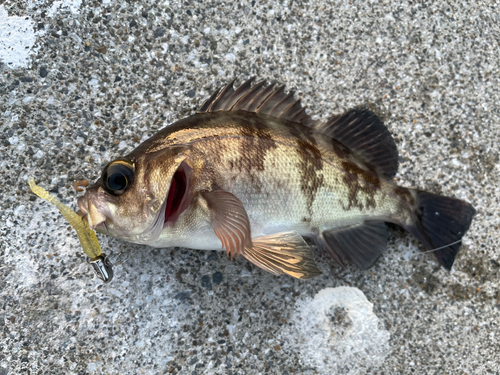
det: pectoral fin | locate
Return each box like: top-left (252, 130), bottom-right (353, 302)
top-left (201, 189), bottom-right (252, 260)
top-left (243, 231), bottom-right (321, 279)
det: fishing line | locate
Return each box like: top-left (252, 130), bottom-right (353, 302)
top-left (414, 239), bottom-right (464, 255)
top-left (114, 252), bottom-right (130, 266)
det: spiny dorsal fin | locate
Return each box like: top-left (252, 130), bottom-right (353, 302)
top-left (197, 78), bottom-right (319, 126)
top-left (313, 108), bottom-right (399, 178)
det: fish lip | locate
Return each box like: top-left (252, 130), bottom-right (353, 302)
top-left (77, 193), bottom-right (107, 232)
top-left (77, 195), bottom-right (89, 216)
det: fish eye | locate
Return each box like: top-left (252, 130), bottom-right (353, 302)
top-left (102, 160), bottom-right (134, 196)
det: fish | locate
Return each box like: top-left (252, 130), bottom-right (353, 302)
top-left (77, 78), bottom-right (476, 279)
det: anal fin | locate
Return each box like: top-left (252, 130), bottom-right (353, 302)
top-left (243, 231), bottom-right (321, 279)
top-left (321, 221), bottom-right (388, 270)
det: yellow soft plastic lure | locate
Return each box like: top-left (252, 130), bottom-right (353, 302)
top-left (29, 178), bottom-right (113, 282)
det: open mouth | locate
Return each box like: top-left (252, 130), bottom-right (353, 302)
top-left (164, 162), bottom-right (192, 226)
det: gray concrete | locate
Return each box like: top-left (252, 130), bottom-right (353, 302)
top-left (1, 0), bottom-right (499, 374)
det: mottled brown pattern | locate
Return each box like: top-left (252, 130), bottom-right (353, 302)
top-left (394, 186), bottom-right (415, 205)
top-left (125, 110), bottom-right (391, 223)
top-left (295, 137), bottom-right (324, 214)
top-left (341, 160), bottom-right (380, 210)
top-left (227, 118), bottom-right (277, 192)
top-left (233, 119), bottom-right (277, 170)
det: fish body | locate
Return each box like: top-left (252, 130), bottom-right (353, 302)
top-left (133, 112), bottom-right (405, 247)
top-left (78, 79), bottom-right (475, 279)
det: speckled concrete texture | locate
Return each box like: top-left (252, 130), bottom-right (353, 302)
top-left (1, 0), bottom-right (499, 374)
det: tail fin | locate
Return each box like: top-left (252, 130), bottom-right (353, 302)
top-left (406, 190), bottom-right (476, 270)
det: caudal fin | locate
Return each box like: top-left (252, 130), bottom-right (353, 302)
top-left (407, 190), bottom-right (476, 270)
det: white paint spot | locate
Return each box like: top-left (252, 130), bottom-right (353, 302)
top-left (0, 6), bottom-right (39, 68)
top-left (286, 287), bottom-right (391, 374)
top-left (47, 0), bottom-right (82, 17)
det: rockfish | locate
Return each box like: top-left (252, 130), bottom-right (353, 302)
top-left (77, 78), bottom-right (476, 279)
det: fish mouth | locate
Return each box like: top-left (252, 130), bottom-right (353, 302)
top-left (77, 193), bottom-right (107, 232)
top-left (163, 161), bottom-right (192, 227)
top-left (77, 194), bottom-right (90, 222)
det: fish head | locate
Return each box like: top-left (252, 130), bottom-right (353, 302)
top-left (78, 146), bottom-right (191, 244)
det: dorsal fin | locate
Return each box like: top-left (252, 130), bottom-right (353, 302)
top-left (198, 79), bottom-right (398, 178)
top-left (313, 109), bottom-right (399, 178)
top-left (197, 78), bottom-right (319, 126)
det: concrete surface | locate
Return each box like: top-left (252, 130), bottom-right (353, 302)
top-left (1, 0), bottom-right (499, 374)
